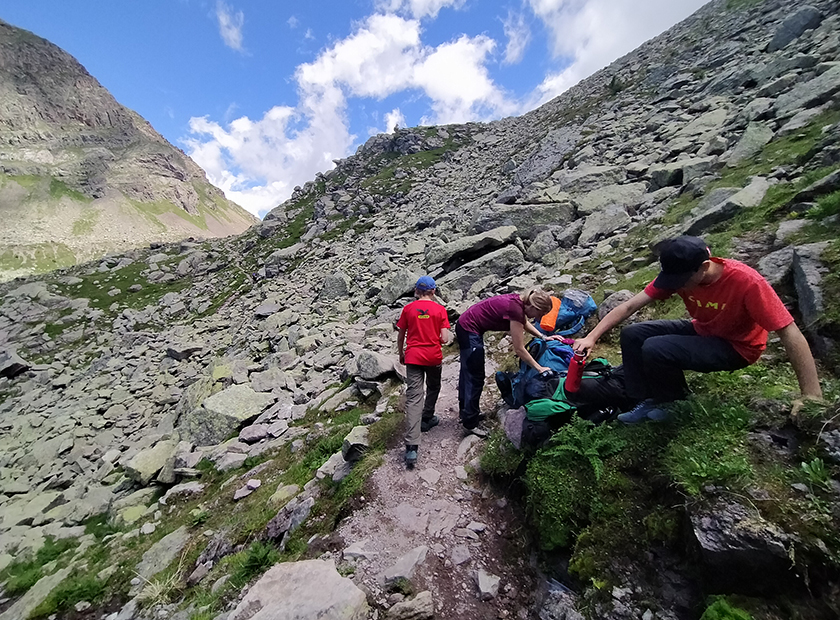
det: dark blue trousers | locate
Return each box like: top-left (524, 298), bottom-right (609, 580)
top-left (620, 320), bottom-right (750, 403)
top-left (456, 324), bottom-right (485, 428)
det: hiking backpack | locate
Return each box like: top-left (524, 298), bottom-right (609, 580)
top-left (536, 289), bottom-right (598, 337)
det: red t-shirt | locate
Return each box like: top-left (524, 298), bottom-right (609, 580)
top-left (644, 258), bottom-right (793, 363)
top-left (396, 299), bottom-right (451, 365)
top-left (458, 293), bottom-right (526, 335)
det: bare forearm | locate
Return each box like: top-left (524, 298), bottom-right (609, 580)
top-left (779, 325), bottom-right (822, 398)
top-left (514, 346), bottom-right (543, 371)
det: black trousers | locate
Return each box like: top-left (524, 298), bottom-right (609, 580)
top-left (620, 320), bottom-right (750, 403)
top-left (456, 324), bottom-right (485, 428)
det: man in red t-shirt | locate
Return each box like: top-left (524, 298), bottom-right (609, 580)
top-left (573, 236), bottom-right (822, 423)
top-left (396, 276), bottom-right (452, 467)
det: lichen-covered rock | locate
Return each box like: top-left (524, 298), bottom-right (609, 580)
top-left (228, 559), bottom-right (368, 620)
top-left (181, 385), bottom-right (275, 446)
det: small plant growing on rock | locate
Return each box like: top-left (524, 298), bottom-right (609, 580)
top-left (230, 541), bottom-right (280, 587)
top-left (801, 457), bottom-right (833, 493)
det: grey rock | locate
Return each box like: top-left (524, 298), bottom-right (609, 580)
top-left (793, 242), bottom-right (830, 333)
top-left (451, 545), bottom-right (471, 565)
top-left (689, 500), bottom-right (793, 593)
top-left (578, 204), bottom-right (630, 245)
top-left (599, 290), bottom-right (635, 320)
top-left (355, 350), bottom-right (396, 380)
top-left (438, 245), bottom-right (525, 292)
top-left (538, 589), bottom-right (585, 620)
top-left (475, 569), bottom-right (501, 600)
top-left (0, 348), bottom-right (30, 379)
top-left (774, 66), bottom-right (840, 118)
top-left (124, 439), bottom-right (178, 485)
top-left (727, 123), bottom-right (774, 167)
top-left (166, 342), bottom-right (204, 361)
top-left (239, 424), bottom-right (270, 444)
top-left (228, 559), bottom-right (368, 620)
top-left (426, 226), bottom-right (518, 267)
top-left (576, 182), bottom-right (647, 216)
top-left (386, 591), bottom-right (434, 620)
top-left (379, 269), bottom-right (420, 305)
top-left (135, 526), bottom-right (191, 580)
top-left (320, 271), bottom-right (351, 300)
top-left (342, 426), bottom-right (370, 463)
top-left (767, 6), bottom-right (823, 52)
top-left (383, 546), bottom-right (428, 584)
top-left (549, 165), bottom-right (626, 193)
top-left (683, 177), bottom-right (771, 236)
top-left (473, 202), bottom-right (575, 239)
top-left (0, 566), bottom-right (72, 620)
top-left (183, 385), bottom-right (275, 446)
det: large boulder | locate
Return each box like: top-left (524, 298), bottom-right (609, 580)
top-left (135, 526), bottom-right (191, 581)
top-left (438, 245), bottom-right (526, 292)
top-left (682, 176), bottom-right (771, 236)
top-left (228, 559), bottom-right (368, 620)
top-left (773, 66), bottom-right (840, 118)
top-left (767, 5), bottom-right (823, 52)
top-left (0, 348), bottom-right (30, 379)
top-left (181, 385), bottom-right (275, 446)
top-left (548, 165), bottom-right (626, 193)
top-left (726, 122), bottom-right (774, 167)
top-left (355, 350), bottom-right (396, 380)
top-left (320, 272), bottom-right (350, 300)
top-left (792, 241), bottom-right (830, 334)
top-left (575, 182), bottom-right (647, 216)
top-left (578, 204), bottom-right (631, 245)
top-left (379, 269), bottom-right (420, 305)
top-left (425, 226), bottom-right (517, 267)
top-left (689, 500), bottom-right (794, 594)
top-left (473, 202), bottom-right (575, 239)
top-left (124, 439), bottom-right (179, 485)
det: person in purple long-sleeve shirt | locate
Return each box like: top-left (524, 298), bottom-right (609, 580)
top-left (456, 289), bottom-right (553, 434)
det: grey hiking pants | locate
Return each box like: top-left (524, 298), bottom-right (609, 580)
top-left (404, 363), bottom-right (442, 446)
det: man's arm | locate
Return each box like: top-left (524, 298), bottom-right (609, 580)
top-left (397, 327), bottom-right (407, 365)
top-left (511, 321), bottom-right (549, 373)
top-left (572, 291), bottom-right (654, 354)
top-left (776, 322), bottom-right (822, 398)
top-left (440, 327), bottom-right (453, 345)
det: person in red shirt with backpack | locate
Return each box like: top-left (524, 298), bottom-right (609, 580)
top-left (397, 276), bottom-right (452, 467)
top-left (573, 236), bottom-right (822, 423)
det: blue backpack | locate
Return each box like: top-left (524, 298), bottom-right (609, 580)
top-left (495, 339), bottom-right (575, 408)
top-left (535, 289), bottom-right (598, 337)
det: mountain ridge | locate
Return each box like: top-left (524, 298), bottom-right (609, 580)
top-left (0, 19), bottom-right (257, 282)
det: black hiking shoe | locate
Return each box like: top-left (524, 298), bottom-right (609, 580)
top-left (421, 416), bottom-right (440, 432)
top-left (405, 445), bottom-right (418, 468)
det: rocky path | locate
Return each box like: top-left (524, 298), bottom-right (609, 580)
top-left (336, 356), bottom-right (541, 619)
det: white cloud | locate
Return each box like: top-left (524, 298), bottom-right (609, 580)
top-left (187, 11), bottom-right (514, 217)
top-left (526, 0), bottom-right (708, 105)
top-left (215, 1), bottom-right (245, 52)
top-left (385, 109), bottom-right (407, 133)
top-left (304, 28), bottom-right (314, 40)
top-left (376, 0), bottom-right (467, 19)
top-left (502, 10), bottom-right (531, 65)
top-left (287, 16), bottom-right (299, 29)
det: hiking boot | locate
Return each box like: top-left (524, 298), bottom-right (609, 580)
top-left (420, 416), bottom-right (440, 432)
top-left (617, 399), bottom-right (655, 424)
top-left (646, 405), bottom-right (672, 422)
top-left (463, 424), bottom-right (489, 438)
top-left (405, 445), bottom-right (418, 468)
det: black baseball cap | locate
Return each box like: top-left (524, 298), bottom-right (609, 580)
top-left (653, 236), bottom-right (711, 290)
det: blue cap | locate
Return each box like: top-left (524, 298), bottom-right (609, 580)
top-left (415, 275), bottom-right (436, 291)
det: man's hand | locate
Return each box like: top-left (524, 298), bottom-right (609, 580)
top-left (791, 395), bottom-right (826, 419)
top-left (572, 336), bottom-right (595, 355)
top-left (399, 351), bottom-right (405, 365)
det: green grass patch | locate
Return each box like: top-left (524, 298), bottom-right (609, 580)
top-left (128, 199), bottom-right (210, 231)
top-left (0, 243), bottom-right (77, 277)
top-left (481, 428), bottom-right (525, 477)
top-left (72, 207), bottom-right (100, 235)
top-left (50, 178), bottom-right (91, 203)
top-left (807, 190), bottom-right (840, 220)
top-left (29, 573), bottom-right (106, 619)
top-left (229, 541), bottom-right (280, 588)
top-left (700, 597), bottom-right (753, 619)
top-left (663, 399), bottom-right (753, 496)
top-left (0, 536), bottom-right (79, 597)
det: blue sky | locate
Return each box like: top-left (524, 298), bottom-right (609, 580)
top-left (2, 0), bottom-right (708, 218)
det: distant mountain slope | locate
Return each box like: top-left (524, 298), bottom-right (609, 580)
top-left (0, 19), bottom-right (257, 281)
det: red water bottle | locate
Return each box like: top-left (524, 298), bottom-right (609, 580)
top-left (565, 351), bottom-right (586, 393)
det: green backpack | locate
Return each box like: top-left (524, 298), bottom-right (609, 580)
top-left (524, 358), bottom-right (612, 422)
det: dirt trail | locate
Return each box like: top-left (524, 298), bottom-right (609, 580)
top-left (336, 356), bottom-right (541, 619)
